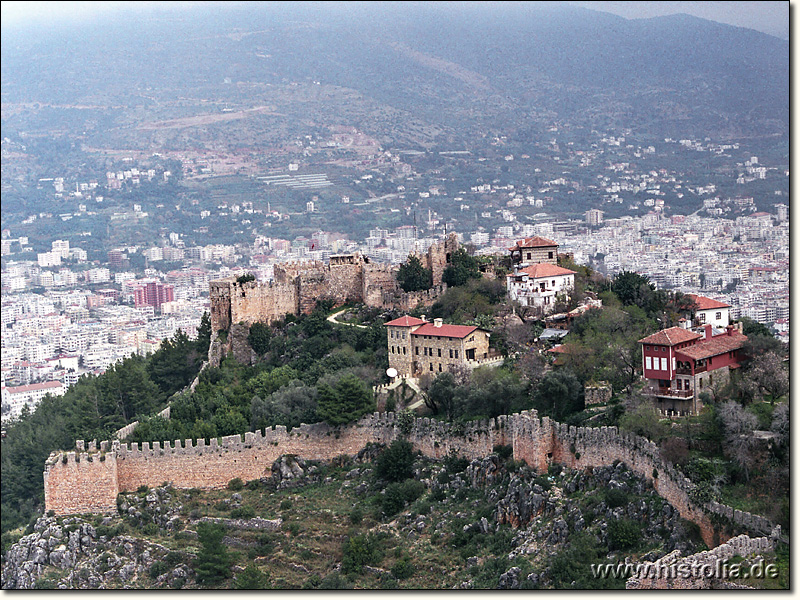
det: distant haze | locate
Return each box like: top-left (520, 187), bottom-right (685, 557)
top-left (568, 1), bottom-right (789, 40)
top-left (0, 0), bottom-right (791, 40)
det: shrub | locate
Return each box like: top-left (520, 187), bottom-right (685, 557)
top-left (375, 439), bottom-right (415, 483)
top-left (230, 506), bottom-right (255, 519)
top-left (391, 557), bottom-right (414, 580)
top-left (235, 565), bottom-right (269, 589)
top-left (382, 480), bottom-right (425, 516)
top-left (444, 451), bottom-right (470, 474)
top-left (286, 522), bottom-right (301, 536)
top-left (227, 478), bottom-right (244, 491)
top-left (280, 499), bottom-right (292, 510)
top-left (349, 506), bottom-right (364, 525)
top-left (341, 533), bottom-right (383, 573)
top-left (318, 573), bottom-right (353, 589)
top-left (603, 488), bottom-right (627, 509)
top-left (607, 519), bottom-right (641, 551)
top-left (493, 444), bottom-right (513, 460)
top-left (149, 561), bottom-right (169, 579)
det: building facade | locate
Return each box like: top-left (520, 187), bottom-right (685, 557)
top-left (386, 316), bottom-right (491, 377)
top-left (508, 236), bottom-right (559, 267)
top-left (1, 380), bottom-right (65, 422)
top-left (639, 324), bottom-right (747, 416)
top-left (685, 294), bottom-right (731, 328)
top-left (506, 263), bottom-right (576, 313)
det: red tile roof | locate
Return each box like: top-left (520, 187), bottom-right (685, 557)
top-left (516, 263), bottom-right (576, 278)
top-left (676, 332), bottom-right (747, 361)
top-left (412, 323), bottom-right (480, 339)
top-left (687, 294), bottom-right (731, 310)
top-left (508, 236), bottom-right (558, 251)
top-left (639, 327), bottom-right (703, 346)
top-left (385, 316), bottom-right (426, 327)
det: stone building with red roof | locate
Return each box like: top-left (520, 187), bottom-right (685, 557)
top-left (639, 323), bottom-right (747, 416)
top-left (508, 236), bottom-right (559, 267)
top-left (385, 315), bottom-right (491, 377)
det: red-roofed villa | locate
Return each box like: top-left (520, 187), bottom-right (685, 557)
top-left (639, 323), bottom-right (747, 416)
top-left (385, 316), bottom-right (493, 377)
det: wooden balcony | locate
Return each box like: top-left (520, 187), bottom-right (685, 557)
top-left (647, 386), bottom-right (694, 399)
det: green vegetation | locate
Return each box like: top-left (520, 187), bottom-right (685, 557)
top-left (1, 322), bottom-right (209, 534)
top-left (397, 255), bottom-right (432, 292)
top-left (195, 522), bottom-right (232, 585)
top-left (441, 247), bottom-right (482, 288)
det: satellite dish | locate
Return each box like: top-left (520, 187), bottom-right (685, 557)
top-left (386, 367), bottom-right (398, 379)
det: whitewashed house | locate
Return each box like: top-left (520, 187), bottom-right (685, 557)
top-left (507, 263), bottom-right (576, 313)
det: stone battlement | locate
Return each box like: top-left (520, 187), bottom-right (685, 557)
top-left (43, 409), bottom-right (775, 550)
top-left (208, 237), bottom-right (460, 363)
top-left (626, 534), bottom-right (776, 589)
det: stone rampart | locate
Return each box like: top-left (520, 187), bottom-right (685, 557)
top-left (548, 421), bottom-right (718, 546)
top-left (43, 410), bottom-right (775, 549)
top-left (43, 451), bottom-right (119, 516)
top-left (626, 534), bottom-right (775, 589)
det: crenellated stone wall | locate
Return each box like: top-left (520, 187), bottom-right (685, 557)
top-left (43, 410), bottom-right (777, 550)
top-left (626, 534), bottom-right (776, 589)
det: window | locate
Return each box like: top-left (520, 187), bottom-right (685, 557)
top-left (676, 379), bottom-right (682, 390)
top-left (390, 330), bottom-right (394, 339)
top-left (552, 280), bottom-right (556, 286)
top-left (438, 348), bottom-right (442, 357)
top-left (449, 349), bottom-right (453, 358)
top-left (699, 378), bottom-right (703, 388)
top-left (527, 252), bottom-right (532, 260)
top-left (416, 346), bottom-right (419, 355)
top-left (438, 364), bottom-right (442, 372)
top-left (646, 356), bottom-right (652, 370)
top-left (698, 313), bottom-right (706, 323)
top-left (548, 252), bottom-right (553, 259)
top-left (403, 347), bottom-right (406, 355)
top-left (454, 350), bottom-right (459, 359)
top-left (429, 363), bottom-right (433, 371)
top-left (715, 312), bottom-right (722, 321)
top-left (661, 357), bottom-right (667, 371)
top-left (391, 346), bottom-right (394, 354)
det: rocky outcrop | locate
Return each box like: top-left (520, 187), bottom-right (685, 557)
top-left (1, 516), bottom-right (192, 590)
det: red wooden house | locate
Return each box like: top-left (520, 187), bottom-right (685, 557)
top-left (639, 324), bottom-right (747, 416)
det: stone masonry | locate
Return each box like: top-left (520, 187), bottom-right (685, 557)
top-left (43, 410), bottom-right (775, 550)
top-left (208, 234), bottom-right (459, 347)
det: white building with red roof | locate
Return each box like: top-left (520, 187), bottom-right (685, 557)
top-left (685, 294), bottom-right (731, 328)
top-left (385, 316), bottom-right (492, 377)
top-left (506, 263), bottom-right (576, 314)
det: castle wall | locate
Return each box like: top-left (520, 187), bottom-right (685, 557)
top-left (43, 451), bottom-right (119, 516)
top-left (363, 263), bottom-right (399, 308)
top-left (209, 280), bottom-right (233, 332)
top-left (548, 422), bottom-right (718, 547)
top-left (43, 411), bottom-right (775, 550)
top-left (626, 534), bottom-right (775, 589)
